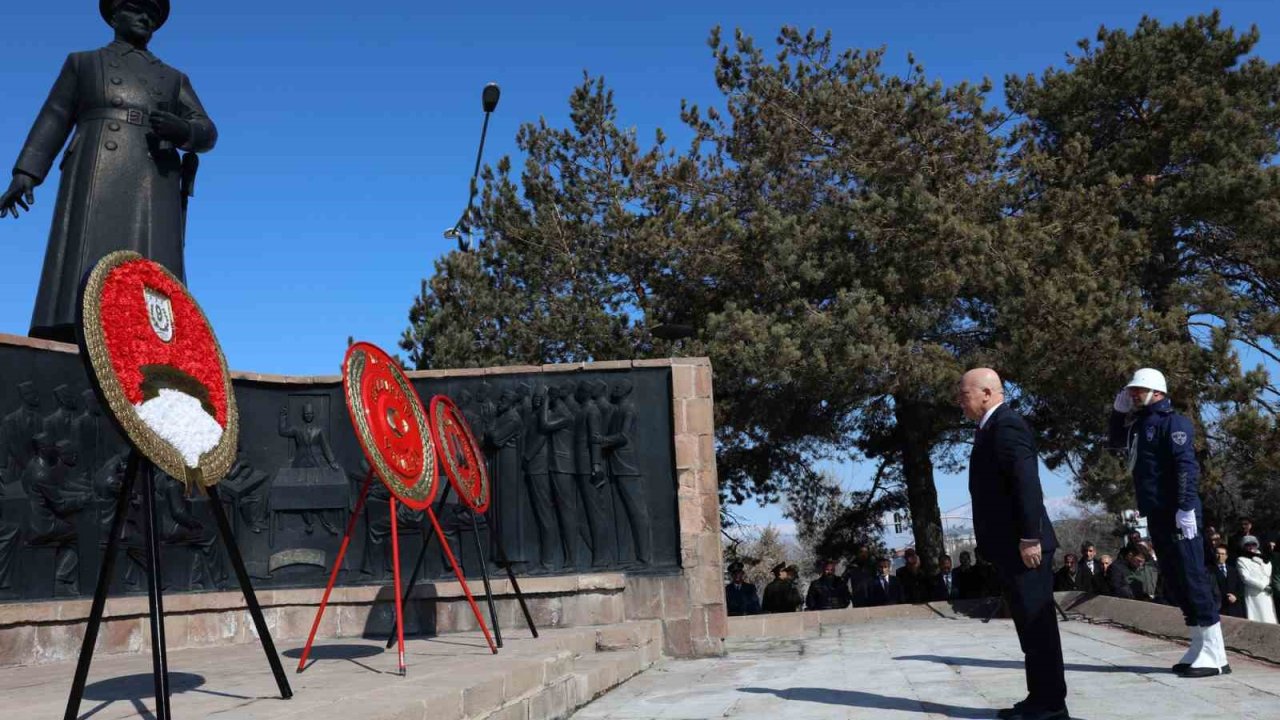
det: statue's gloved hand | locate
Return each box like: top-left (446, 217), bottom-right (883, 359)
top-left (1113, 389), bottom-right (1133, 414)
top-left (1175, 509), bottom-right (1198, 541)
top-left (0, 172), bottom-right (36, 219)
top-left (149, 110), bottom-right (191, 145)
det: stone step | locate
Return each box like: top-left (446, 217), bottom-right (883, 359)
top-left (0, 620), bottom-right (662, 720)
top-left (478, 646), bottom-right (652, 720)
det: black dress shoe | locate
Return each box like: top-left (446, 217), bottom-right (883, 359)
top-left (1009, 707), bottom-right (1070, 720)
top-left (1172, 662), bottom-right (1190, 674)
top-left (1180, 665), bottom-right (1231, 678)
top-left (996, 700), bottom-right (1029, 718)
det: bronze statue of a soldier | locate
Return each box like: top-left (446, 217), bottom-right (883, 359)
top-left (0, 1), bottom-right (217, 342)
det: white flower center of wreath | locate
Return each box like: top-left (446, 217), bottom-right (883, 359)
top-left (135, 388), bottom-right (223, 467)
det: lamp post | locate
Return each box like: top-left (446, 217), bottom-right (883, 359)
top-left (444, 82), bottom-right (502, 251)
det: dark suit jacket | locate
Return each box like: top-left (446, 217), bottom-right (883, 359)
top-left (1053, 567), bottom-right (1084, 592)
top-left (896, 567), bottom-right (930, 604)
top-left (929, 572), bottom-right (956, 601)
top-left (865, 574), bottom-right (903, 606)
top-left (1077, 557), bottom-right (1108, 593)
top-left (952, 565), bottom-right (984, 599)
top-left (969, 404), bottom-right (1058, 575)
top-left (1211, 562), bottom-right (1247, 618)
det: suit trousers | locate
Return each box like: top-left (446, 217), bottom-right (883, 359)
top-left (576, 474), bottom-right (614, 566)
top-left (613, 474), bottom-right (653, 564)
top-left (1000, 551), bottom-right (1067, 711)
top-left (549, 471), bottom-right (582, 567)
top-left (1149, 516), bottom-right (1220, 627)
top-left (526, 473), bottom-right (563, 569)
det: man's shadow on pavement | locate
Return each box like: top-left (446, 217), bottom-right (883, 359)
top-left (738, 687), bottom-right (993, 719)
top-left (896, 654), bottom-right (1165, 674)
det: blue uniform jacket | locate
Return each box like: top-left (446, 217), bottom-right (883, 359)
top-left (1108, 398), bottom-right (1200, 519)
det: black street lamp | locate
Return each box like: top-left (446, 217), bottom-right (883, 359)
top-left (444, 83), bottom-right (501, 251)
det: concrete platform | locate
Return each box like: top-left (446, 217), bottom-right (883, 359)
top-left (1, 620), bottom-right (661, 720)
top-left (573, 616), bottom-right (1280, 720)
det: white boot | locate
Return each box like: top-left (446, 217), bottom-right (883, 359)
top-left (1185, 622), bottom-right (1231, 677)
top-left (1173, 625), bottom-right (1203, 672)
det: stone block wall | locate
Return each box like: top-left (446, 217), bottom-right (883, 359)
top-left (0, 341), bottom-right (726, 665)
top-left (619, 359), bottom-right (725, 658)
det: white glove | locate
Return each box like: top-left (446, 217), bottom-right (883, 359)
top-left (1176, 509), bottom-right (1198, 541)
top-left (1113, 390), bottom-right (1133, 413)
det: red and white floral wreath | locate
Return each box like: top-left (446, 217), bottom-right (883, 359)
top-left (80, 251), bottom-right (238, 487)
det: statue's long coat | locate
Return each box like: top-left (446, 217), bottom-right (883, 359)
top-left (13, 40), bottom-right (216, 340)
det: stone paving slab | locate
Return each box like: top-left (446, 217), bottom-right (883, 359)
top-left (572, 617), bottom-right (1280, 720)
top-left (0, 623), bottom-right (631, 720)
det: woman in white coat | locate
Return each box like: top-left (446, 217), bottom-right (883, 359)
top-left (1236, 536), bottom-right (1277, 624)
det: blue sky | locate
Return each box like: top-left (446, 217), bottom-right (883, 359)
top-left (3, 1), bottom-right (1277, 531)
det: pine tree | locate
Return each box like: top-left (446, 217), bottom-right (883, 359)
top-left (1005, 13), bottom-right (1280, 517)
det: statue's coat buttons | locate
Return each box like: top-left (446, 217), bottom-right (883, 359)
top-left (110, 97), bottom-right (123, 107)
top-left (108, 122), bottom-right (121, 131)
top-left (104, 141), bottom-right (118, 151)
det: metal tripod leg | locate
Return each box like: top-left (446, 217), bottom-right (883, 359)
top-left (63, 451), bottom-right (140, 720)
top-left (141, 463), bottom-right (172, 719)
top-left (387, 483), bottom-right (451, 649)
top-left (206, 484), bottom-right (293, 697)
top-left (503, 563), bottom-right (539, 638)
top-left (296, 471), bottom-right (374, 673)
top-left (469, 511), bottom-right (502, 648)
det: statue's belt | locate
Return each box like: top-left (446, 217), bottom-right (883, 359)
top-left (80, 108), bottom-right (152, 127)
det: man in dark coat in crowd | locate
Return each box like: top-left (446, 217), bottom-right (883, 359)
top-left (865, 557), bottom-right (903, 607)
top-left (1078, 542), bottom-right (1107, 593)
top-left (960, 368), bottom-right (1067, 720)
top-left (724, 562), bottom-right (760, 616)
top-left (929, 555), bottom-right (957, 601)
top-left (1229, 517), bottom-right (1263, 562)
top-left (805, 559), bottom-right (851, 610)
top-left (762, 562), bottom-right (802, 613)
top-left (953, 551), bottom-right (984, 600)
top-left (1109, 545), bottom-right (1159, 600)
top-left (843, 544), bottom-right (876, 607)
top-left (896, 549), bottom-right (929, 604)
top-left (1054, 553), bottom-right (1084, 592)
top-left (0, 0), bottom-right (218, 343)
top-left (1210, 544), bottom-right (1246, 618)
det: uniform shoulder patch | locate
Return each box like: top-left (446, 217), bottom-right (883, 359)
top-left (1172, 431), bottom-right (1188, 446)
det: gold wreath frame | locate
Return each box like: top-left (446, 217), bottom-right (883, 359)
top-left (343, 344), bottom-right (438, 509)
top-left (430, 395), bottom-right (490, 513)
top-left (80, 251), bottom-right (239, 487)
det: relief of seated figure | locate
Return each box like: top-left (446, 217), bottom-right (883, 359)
top-left (274, 402), bottom-right (344, 537)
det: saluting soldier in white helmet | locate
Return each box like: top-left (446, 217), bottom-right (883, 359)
top-left (1110, 368), bottom-right (1227, 677)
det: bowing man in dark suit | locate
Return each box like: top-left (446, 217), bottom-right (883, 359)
top-left (960, 368), bottom-right (1067, 720)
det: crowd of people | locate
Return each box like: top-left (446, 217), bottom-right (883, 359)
top-left (725, 518), bottom-right (1280, 623)
top-left (725, 545), bottom-right (1002, 615)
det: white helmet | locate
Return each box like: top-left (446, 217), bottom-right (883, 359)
top-left (1125, 368), bottom-right (1167, 394)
